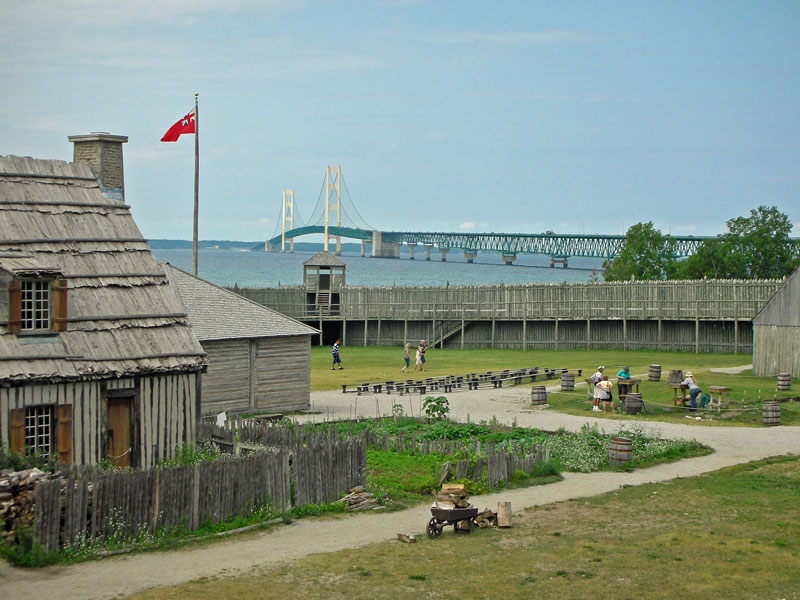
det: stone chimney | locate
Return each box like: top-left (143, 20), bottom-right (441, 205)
top-left (68, 132), bottom-right (128, 199)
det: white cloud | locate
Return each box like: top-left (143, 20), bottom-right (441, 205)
top-left (256, 218), bottom-right (271, 225)
top-left (459, 221), bottom-right (476, 230)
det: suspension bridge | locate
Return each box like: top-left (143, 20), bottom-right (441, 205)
top-left (266, 167), bottom-right (711, 267)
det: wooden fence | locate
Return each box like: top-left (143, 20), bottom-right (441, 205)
top-left (33, 435), bottom-right (364, 552)
top-left (235, 279), bottom-right (782, 322)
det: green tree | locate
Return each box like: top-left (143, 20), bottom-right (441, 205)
top-left (603, 222), bottom-right (676, 281)
top-left (675, 206), bottom-right (799, 279)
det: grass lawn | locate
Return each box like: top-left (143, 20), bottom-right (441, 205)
top-left (310, 346), bottom-right (800, 426)
top-left (126, 455), bottom-right (800, 600)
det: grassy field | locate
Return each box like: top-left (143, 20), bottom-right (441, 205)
top-left (310, 346), bottom-right (800, 426)
top-left (127, 455), bottom-right (800, 600)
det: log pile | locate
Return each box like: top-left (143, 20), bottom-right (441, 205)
top-left (335, 485), bottom-right (385, 511)
top-left (433, 483), bottom-right (471, 508)
top-left (0, 468), bottom-right (60, 545)
top-left (473, 507), bottom-right (498, 528)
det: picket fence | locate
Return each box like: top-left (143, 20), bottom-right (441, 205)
top-left (33, 435), bottom-right (365, 553)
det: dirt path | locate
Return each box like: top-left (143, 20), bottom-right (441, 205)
top-left (2, 383), bottom-right (798, 600)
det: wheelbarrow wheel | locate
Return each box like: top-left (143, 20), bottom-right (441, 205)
top-left (426, 517), bottom-right (443, 539)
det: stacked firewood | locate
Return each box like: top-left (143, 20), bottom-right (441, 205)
top-left (433, 482), bottom-right (471, 508)
top-left (335, 485), bottom-right (385, 511)
top-left (473, 507), bottom-right (498, 528)
top-left (0, 468), bottom-right (59, 544)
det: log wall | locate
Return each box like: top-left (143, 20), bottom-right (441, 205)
top-left (0, 372), bottom-right (199, 469)
top-left (234, 279), bottom-right (779, 353)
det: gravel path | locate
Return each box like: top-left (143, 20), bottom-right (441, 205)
top-left (2, 380), bottom-right (798, 600)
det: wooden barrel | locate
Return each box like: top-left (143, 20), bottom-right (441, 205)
top-left (531, 386), bottom-right (547, 405)
top-left (762, 401), bottom-right (781, 426)
top-left (608, 437), bottom-right (632, 467)
top-left (776, 373), bottom-right (791, 392)
top-left (625, 393), bottom-right (643, 415)
top-left (648, 364), bottom-right (661, 382)
top-left (560, 372), bottom-right (575, 392)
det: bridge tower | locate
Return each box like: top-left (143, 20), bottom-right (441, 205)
top-left (324, 166), bottom-right (342, 255)
top-left (281, 189), bottom-right (295, 253)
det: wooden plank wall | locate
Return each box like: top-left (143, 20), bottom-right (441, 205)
top-left (753, 325), bottom-right (800, 377)
top-left (200, 340), bottom-right (251, 414)
top-left (254, 336), bottom-right (311, 413)
top-left (0, 372), bottom-right (198, 469)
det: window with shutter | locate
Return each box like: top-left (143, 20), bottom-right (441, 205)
top-left (8, 276), bottom-right (67, 333)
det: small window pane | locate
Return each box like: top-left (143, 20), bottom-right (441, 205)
top-left (24, 406), bottom-right (53, 455)
top-left (20, 280), bottom-right (51, 330)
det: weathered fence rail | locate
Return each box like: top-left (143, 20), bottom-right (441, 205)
top-left (33, 437), bottom-right (363, 552)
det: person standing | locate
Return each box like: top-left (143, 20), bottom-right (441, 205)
top-left (402, 343), bottom-right (410, 373)
top-left (418, 339), bottom-right (427, 372)
top-left (682, 371), bottom-right (701, 409)
top-left (598, 375), bottom-right (614, 413)
top-left (331, 339), bottom-right (343, 370)
top-left (590, 366), bottom-right (605, 412)
top-left (616, 366), bottom-right (630, 400)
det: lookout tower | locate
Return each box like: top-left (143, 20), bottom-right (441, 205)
top-left (303, 251), bottom-right (346, 315)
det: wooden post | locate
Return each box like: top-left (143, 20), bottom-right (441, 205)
top-left (522, 318), bottom-right (526, 351)
top-left (491, 319), bottom-right (495, 349)
top-left (403, 318), bottom-right (407, 345)
top-left (191, 464), bottom-right (200, 531)
top-left (497, 501), bottom-right (512, 527)
top-left (623, 317), bottom-right (627, 351)
top-left (658, 319), bottom-right (662, 352)
top-left (364, 318), bottom-right (368, 347)
top-left (554, 319), bottom-right (559, 351)
top-left (377, 315), bottom-right (381, 347)
top-left (343, 318), bottom-right (347, 347)
top-left (695, 318), bottom-right (700, 354)
top-left (460, 317), bottom-right (465, 350)
top-left (734, 319), bottom-right (738, 355)
top-left (586, 319), bottom-right (591, 351)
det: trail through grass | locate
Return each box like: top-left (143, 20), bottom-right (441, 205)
top-left (126, 455), bottom-right (800, 600)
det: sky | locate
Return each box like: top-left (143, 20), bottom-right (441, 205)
top-left (2, 0), bottom-right (799, 242)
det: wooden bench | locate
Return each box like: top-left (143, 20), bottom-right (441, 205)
top-left (707, 385), bottom-right (732, 413)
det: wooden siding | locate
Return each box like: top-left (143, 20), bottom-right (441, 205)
top-left (254, 336), bottom-right (310, 412)
top-left (0, 372), bottom-right (197, 468)
top-left (200, 339), bottom-right (252, 414)
top-left (198, 336), bottom-right (311, 416)
top-left (753, 325), bottom-right (800, 377)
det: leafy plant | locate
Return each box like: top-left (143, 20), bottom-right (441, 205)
top-left (422, 396), bottom-right (450, 422)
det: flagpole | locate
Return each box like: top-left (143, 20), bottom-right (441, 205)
top-left (192, 93), bottom-right (199, 276)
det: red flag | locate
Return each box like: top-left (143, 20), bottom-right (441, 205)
top-left (160, 110), bottom-right (196, 142)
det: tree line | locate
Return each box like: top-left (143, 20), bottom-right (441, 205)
top-left (603, 205), bottom-right (800, 281)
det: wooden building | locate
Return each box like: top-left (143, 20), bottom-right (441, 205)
top-left (752, 266), bottom-right (800, 377)
top-left (303, 251), bottom-right (346, 316)
top-left (0, 137), bottom-right (206, 469)
top-left (165, 264), bottom-right (318, 415)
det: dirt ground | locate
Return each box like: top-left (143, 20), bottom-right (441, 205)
top-left (2, 374), bottom-right (798, 600)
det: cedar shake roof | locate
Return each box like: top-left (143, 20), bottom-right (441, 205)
top-left (302, 251), bottom-right (346, 267)
top-left (164, 264), bottom-right (318, 342)
top-left (0, 155), bottom-right (206, 382)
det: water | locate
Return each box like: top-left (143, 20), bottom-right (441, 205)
top-left (151, 248), bottom-right (601, 288)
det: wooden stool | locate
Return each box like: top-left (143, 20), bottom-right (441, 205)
top-left (671, 384), bottom-right (687, 406)
top-left (707, 386), bottom-right (732, 413)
